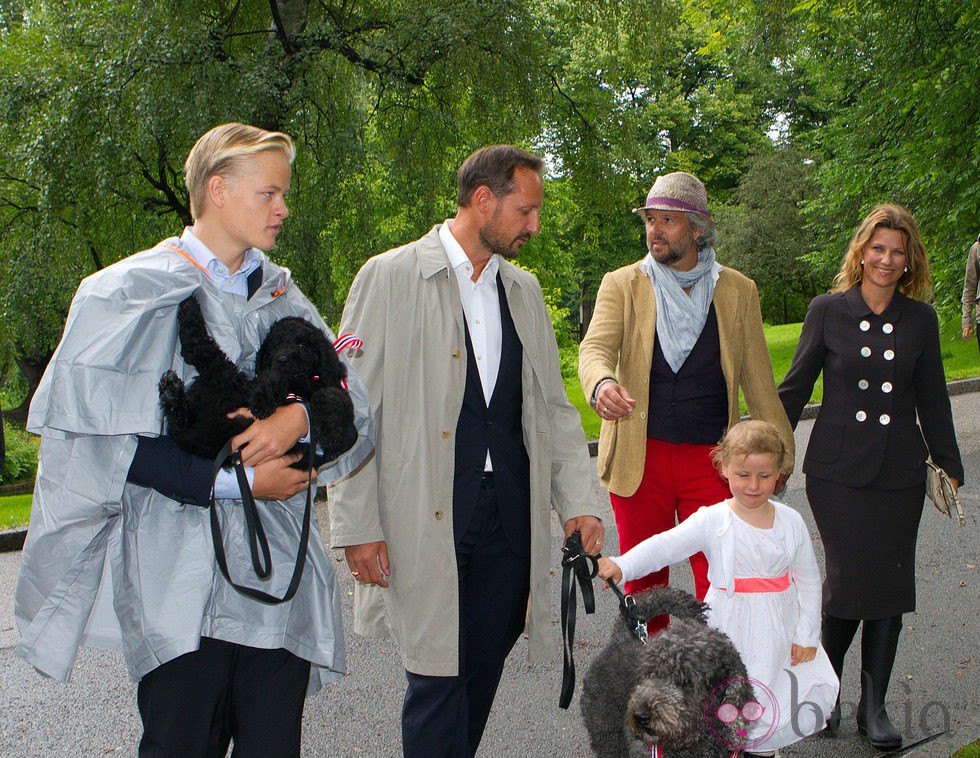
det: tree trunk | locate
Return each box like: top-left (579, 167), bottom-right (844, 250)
top-left (8, 352), bottom-right (52, 422)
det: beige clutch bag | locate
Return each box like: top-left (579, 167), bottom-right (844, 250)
top-left (925, 460), bottom-right (965, 527)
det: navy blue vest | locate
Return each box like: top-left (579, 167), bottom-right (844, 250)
top-left (647, 304), bottom-right (727, 445)
top-left (454, 275), bottom-right (531, 556)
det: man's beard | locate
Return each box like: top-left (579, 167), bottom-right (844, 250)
top-left (648, 233), bottom-right (694, 266)
top-left (480, 216), bottom-right (528, 259)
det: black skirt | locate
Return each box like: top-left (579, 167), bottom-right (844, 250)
top-left (805, 476), bottom-right (925, 619)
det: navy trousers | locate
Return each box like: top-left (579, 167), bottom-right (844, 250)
top-left (137, 636), bottom-right (310, 757)
top-left (402, 476), bottom-right (531, 757)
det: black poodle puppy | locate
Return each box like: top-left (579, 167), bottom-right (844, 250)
top-left (159, 295), bottom-right (354, 469)
top-left (251, 314), bottom-right (355, 465)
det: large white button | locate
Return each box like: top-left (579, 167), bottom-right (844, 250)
top-left (879, 414), bottom-right (891, 425)
top-left (884, 349), bottom-right (895, 361)
top-left (883, 323), bottom-right (894, 334)
top-left (858, 379), bottom-right (870, 390)
top-left (856, 410), bottom-right (867, 422)
top-left (881, 382), bottom-right (893, 393)
top-left (860, 320), bottom-right (871, 331)
top-left (861, 346), bottom-right (872, 357)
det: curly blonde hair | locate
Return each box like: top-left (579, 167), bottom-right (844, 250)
top-left (831, 204), bottom-right (932, 301)
top-left (711, 420), bottom-right (790, 475)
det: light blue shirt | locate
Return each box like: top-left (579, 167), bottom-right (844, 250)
top-left (181, 229), bottom-right (262, 297)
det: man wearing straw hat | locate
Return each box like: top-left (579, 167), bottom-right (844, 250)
top-left (579, 171), bottom-right (793, 631)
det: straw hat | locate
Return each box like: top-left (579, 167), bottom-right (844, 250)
top-left (632, 171), bottom-right (710, 218)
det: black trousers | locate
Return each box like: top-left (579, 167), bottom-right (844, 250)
top-left (137, 636), bottom-right (311, 758)
top-left (402, 477), bottom-right (531, 758)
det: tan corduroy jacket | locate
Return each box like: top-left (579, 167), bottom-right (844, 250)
top-left (579, 260), bottom-right (794, 497)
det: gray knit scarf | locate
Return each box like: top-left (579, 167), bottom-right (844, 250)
top-left (639, 247), bottom-right (722, 373)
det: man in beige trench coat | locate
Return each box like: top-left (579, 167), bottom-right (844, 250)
top-left (329, 145), bottom-right (604, 757)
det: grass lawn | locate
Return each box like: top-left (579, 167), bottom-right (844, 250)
top-left (0, 493), bottom-right (32, 530)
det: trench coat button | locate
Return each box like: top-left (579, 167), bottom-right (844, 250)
top-left (435, 510), bottom-right (444, 520)
top-left (860, 320), bottom-right (871, 331)
top-left (884, 349), bottom-right (895, 361)
top-left (861, 346), bottom-right (872, 357)
top-left (442, 429), bottom-right (451, 439)
top-left (881, 381), bottom-right (893, 393)
top-left (883, 323), bottom-right (894, 334)
top-left (879, 414), bottom-right (891, 425)
top-left (856, 410), bottom-right (867, 422)
top-left (452, 349), bottom-right (461, 359)
top-left (639, 411), bottom-right (647, 420)
top-left (858, 379), bottom-right (870, 390)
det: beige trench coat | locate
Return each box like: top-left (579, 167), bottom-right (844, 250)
top-left (329, 226), bottom-right (599, 676)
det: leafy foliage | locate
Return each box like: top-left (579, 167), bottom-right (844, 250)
top-left (717, 146), bottom-right (826, 324)
top-left (786, 0), bottom-right (980, 315)
top-left (1, 421), bottom-right (38, 483)
top-left (2, 0), bottom-right (979, 410)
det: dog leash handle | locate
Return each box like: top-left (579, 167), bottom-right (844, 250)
top-left (558, 531), bottom-right (598, 709)
top-left (208, 439), bottom-right (313, 605)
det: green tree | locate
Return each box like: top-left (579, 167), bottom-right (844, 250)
top-left (718, 145), bottom-right (826, 324)
top-left (4, 0), bottom-right (979, 414)
top-left (787, 0), bottom-right (980, 316)
top-left (0, 0), bottom-right (556, 414)
top-left (536, 0), bottom-right (795, 316)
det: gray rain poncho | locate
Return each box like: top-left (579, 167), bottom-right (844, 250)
top-left (15, 236), bottom-right (374, 693)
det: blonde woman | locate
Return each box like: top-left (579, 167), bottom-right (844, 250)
top-left (779, 204), bottom-right (963, 750)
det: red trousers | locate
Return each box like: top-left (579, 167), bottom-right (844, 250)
top-left (610, 437), bottom-right (731, 633)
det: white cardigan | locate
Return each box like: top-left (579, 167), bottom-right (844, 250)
top-left (612, 501), bottom-right (822, 646)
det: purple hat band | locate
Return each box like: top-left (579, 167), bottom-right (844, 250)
top-left (632, 195), bottom-right (711, 218)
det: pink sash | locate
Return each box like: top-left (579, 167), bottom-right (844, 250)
top-left (718, 572), bottom-right (790, 593)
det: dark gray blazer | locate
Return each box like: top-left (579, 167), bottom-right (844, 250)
top-left (779, 286), bottom-right (964, 489)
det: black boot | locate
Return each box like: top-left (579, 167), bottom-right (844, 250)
top-left (821, 614), bottom-right (859, 735)
top-left (857, 615), bottom-right (903, 750)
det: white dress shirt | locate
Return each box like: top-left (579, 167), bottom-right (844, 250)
top-left (440, 220), bottom-right (502, 471)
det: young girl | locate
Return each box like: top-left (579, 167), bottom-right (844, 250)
top-left (597, 420), bottom-right (839, 755)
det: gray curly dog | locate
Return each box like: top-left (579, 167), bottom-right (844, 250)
top-left (580, 586), bottom-right (756, 757)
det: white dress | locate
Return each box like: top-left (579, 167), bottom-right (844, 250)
top-left (704, 513), bottom-right (838, 750)
top-left (613, 500), bottom-right (840, 752)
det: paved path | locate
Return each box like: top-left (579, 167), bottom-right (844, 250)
top-left (2, 393), bottom-right (978, 757)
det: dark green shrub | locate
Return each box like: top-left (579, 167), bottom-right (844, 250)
top-left (1, 423), bottom-right (38, 484)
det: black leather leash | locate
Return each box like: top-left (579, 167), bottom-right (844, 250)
top-left (559, 535), bottom-right (651, 709)
top-left (208, 423), bottom-right (314, 606)
top-left (559, 531), bottom-right (598, 709)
